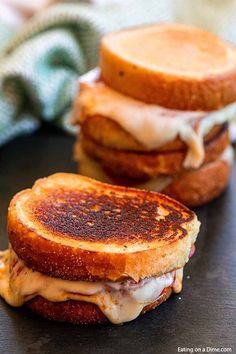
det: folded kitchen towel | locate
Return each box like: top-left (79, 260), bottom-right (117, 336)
top-left (0, 0), bottom-right (171, 146)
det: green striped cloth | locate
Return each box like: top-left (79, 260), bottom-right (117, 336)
top-left (0, 0), bottom-right (171, 146)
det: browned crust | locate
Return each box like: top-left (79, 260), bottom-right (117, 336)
top-left (76, 145), bottom-right (232, 207)
top-left (100, 24), bottom-right (236, 110)
top-left (79, 126), bottom-right (230, 179)
top-left (80, 115), bottom-right (223, 152)
top-left (163, 158), bottom-right (232, 207)
top-left (26, 287), bottom-right (172, 324)
top-left (8, 174), bottom-right (199, 282)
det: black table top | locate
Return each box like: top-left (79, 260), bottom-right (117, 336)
top-left (0, 128), bottom-right (235, 354)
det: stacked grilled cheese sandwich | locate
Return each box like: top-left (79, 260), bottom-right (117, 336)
top-left (73, 23), bottom-right (236, 206)
top-left (0, 173), bottom-right (199, 324)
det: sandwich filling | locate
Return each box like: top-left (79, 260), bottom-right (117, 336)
top-left (77, 144), bottom-right (234, 192)
top-left (76, 143), bottom-right (173, 191)
top-left (77, 69), bottom-right (236, 169)
top-left (0, 248), bottom-right (183, 324)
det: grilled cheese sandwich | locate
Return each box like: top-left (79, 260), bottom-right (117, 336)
top-left (72, 23), bottom-right (235, 206)
top-left (0, 173), bottom-right (200, 324)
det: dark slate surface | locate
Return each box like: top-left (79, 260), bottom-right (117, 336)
top-left (0, 128), bottom-right (235, 354)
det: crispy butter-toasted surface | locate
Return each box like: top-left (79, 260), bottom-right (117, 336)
top-left (12, 174), bottom-right (194, 247)
top-left (31, 189), bottom-right (191, 244)
top-left (100, 23), bottom-right (236, 110)
top-left (102, 24), bottom-right (232, 75)
top-left (8, 173), bottom-right (200, 281)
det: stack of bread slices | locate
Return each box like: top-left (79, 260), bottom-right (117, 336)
top-left (72, 23), bottom-right (236, 207)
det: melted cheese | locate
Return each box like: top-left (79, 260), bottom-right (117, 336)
top-left (0, 249), bottom-right (181, 324)
top-left (230, 122), bottom-right (236, 142)
top-left (173, 268), bottom-right (183, 293)
top-left (220, 145), bottom-right (235, 165)
top-left (77, 69), bottom-right (236, 169)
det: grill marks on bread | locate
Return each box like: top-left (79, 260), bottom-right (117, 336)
top-left (8, 174), bottom-right (199, 280)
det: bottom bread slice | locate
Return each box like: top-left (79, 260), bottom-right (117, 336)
top-left (77, 144), bottom-right (234, 207)
top-left (27, 287), bottom-right (172, 325)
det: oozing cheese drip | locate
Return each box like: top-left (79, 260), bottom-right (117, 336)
top-left (220, 145), bottom-right (235, 165)
top-left (77, 69), bottom-right (236, 169)
top-left (0, 249), bottom-right (183, 324)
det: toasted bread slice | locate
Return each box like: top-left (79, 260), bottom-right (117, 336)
top-left (100, 23), bottom-right (236, 110)
top-left (163, 156), bottom-right (232, 207)
top-left (79, 125), bottom-right (229, 179)
top-left (80, 115), bottom-right (224, 152)
top-left (8, 173), bottom-right (199, 282)
top-left (77, 144), bottom-right (233, 207)
top-left (27, 287), bottom-right (172, 325)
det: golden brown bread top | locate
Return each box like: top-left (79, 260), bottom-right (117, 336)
top-left (103, 24), bottom-right (231, 75)
top-left (31, 189), bottom-right (189, 244)
top-left (8, 174), bottom-right (199, 281)
top-left (100, 23), bottom-right (236, 110)
top-left (10, 173), bottom-right (194, 247)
